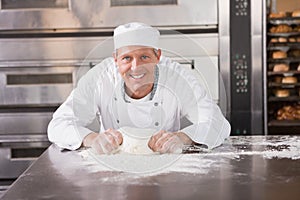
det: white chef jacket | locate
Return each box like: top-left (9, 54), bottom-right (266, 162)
top-left (47, 56), bottom-right (230, 150)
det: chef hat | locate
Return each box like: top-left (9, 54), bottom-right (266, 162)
top-left (113, 22), bottom-right (160, 50)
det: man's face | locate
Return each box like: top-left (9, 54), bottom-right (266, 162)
top-left (114, 46), bottom-right (161, 96)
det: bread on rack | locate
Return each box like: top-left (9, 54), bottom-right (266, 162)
top-left (278, 37), bottom-right (288, 42)
top-left (289, 37), bottom-right (296, 42)
top-left (292, 10), bottom-right (300, 17)
top-left (274, 76), bottom-right (283, 83)
top-left (297, 64), bottom-right (300, 71)
top-left (269, 12), bottom-right (286, 18)
top-left (270, 24), bottom-right (293, 33)
top-left (273, 63), bottom-right (289, 72)
top-left (288, 49), bottom-right (300, 58)
top-left (277, 104), bottom-right (300, 120)
top-left (274, 89), bottom-right (290, 97)
top-left (294, 26), bottom-right (300, 32)
top-left (282, 76), bottom-right (297, 84)
top-left (270, 38), bottom-right (278, 43)
top-left (272, 51), bottom-right (287, 59)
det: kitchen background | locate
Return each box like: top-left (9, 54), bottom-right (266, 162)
top-left (0, 0), bottom-right (300, 196)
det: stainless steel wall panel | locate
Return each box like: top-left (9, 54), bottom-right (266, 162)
top-left (219, 0), bottom-right (230, 117)
top-left (0, 66), bottom-right (89, 105)
top-left (0, 34), bottom-right (218, 61)
top-left (0, 113), bottom-right (52, 135)
top-left (0, 0), bottom-right (217, 30)
top-left (0, 37), bottom-right (113, 61)
top-left (251, 0), bottom-right (263, 134)
top-left (160, 34), bottom-right (218, 57)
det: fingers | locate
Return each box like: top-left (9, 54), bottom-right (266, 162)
top-left (148, 131), bottom-right (184, 154)
top-left (162, 137), bottom-right (184, 154)
top-left (91, 129), bottom-right (123, 154)
top-left (107, 129), bottom-right (123, 145)
top-left (148, 130), bottom-right (165, 150)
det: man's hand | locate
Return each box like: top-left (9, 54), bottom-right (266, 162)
top-left (82, 129), bottom-right (123, 154)
top-left (148, 130), bottom-right (193, 153)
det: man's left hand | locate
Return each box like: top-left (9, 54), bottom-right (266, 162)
top-left (148, 130), bottom-right (193, 153)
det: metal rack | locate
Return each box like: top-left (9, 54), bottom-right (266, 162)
top-left (266, 14), bottom-right (300, 134)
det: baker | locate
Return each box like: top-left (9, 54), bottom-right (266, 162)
top-left (47, 22), bottom-right (231, 154)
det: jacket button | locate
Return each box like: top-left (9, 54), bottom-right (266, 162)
top-left (117, 120), bottom-right (119, 123)
top-left (155, 122), bottom-right (159, 126)
top-left (154, 102), bottom-right (158, 106)
top-left (114, 97), bottom-right (117, 101)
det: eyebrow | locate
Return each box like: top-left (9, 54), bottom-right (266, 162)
top-left (118, 51), bottom-right (153, 58)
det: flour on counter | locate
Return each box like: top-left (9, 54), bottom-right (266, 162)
top-left (225, 135), bottom-right (300, 160)
top-left (79, 149), bottom-right (218, 175)
top-left (78, 136), bottom-right (300, 179)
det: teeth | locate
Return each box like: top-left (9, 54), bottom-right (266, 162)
top-left (130, 74), bottom-right (144, 79)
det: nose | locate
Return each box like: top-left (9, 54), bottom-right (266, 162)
top-left (130, 58), bottom-right (140, 70)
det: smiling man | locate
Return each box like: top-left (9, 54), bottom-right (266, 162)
top-left (47, 22), bottom-right (231, 154)
top-left (115, 46), bottom-right (159, 99)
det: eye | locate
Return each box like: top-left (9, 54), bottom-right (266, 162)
top-left (122, 56), bottom-right (131, 61)
top-left (141, 55), bottom-right (149, 60)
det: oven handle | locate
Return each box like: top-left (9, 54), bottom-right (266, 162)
top-left (0, 135), bottom-right (49, 143)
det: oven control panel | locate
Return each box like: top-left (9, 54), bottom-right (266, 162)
top-left (233, 0), bottom-right (248, 16)
top-left (230, 0), bottom-right (251, 135)
top-left (232, 53), bottom-right (249, 94)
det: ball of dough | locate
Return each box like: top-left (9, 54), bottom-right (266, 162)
top-left (117, 127), bottom-right (157, 155)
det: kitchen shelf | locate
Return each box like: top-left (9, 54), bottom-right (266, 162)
top-left (268, 70), bottom-right (300, 76)
top-left (268, 32), bottom-right (300, 37)
top-left (268, 57), bottom-right (300, 63)
top-left (268, 17), bottom-right (300, 25)
top-left (268, 119), bottom-right (300, 126)
top-left (268, 43), bottom-right (300, 51)
top-left (267, 13), bottom-right (300, 134)
top-left (268, 96), bottom-right (300, 102)
top-left (268, 82), bottom-right (300, 88)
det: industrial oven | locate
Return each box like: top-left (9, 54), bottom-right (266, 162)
top-left (0, 0), bottom-right (265, 193)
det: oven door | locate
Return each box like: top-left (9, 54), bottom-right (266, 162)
top-left (0, 65), bottom-right (85, 105)
top-left (0, 63), bottom-right (90, 179)
top-left (0, 0), bottom-right (217, 30)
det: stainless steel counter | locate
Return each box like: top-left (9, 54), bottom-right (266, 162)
top-left (1, 136), bottom-right (300, 200)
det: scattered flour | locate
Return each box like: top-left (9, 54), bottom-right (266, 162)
top-left (226, 136), bottom-right (300, 160)
top-left (79, 149), bottom-right (217, 175)
top-left (77, 135), bottom-right (300, 180)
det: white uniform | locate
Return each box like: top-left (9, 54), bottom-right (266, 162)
top-left (47, 56), bottom-right (230, 150)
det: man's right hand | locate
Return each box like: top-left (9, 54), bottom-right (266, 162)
top-left (83, 129), bottom-right (123, 154)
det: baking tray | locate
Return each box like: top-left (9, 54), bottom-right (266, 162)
top-left (268, 57), bottom-right (300, 63)
top-left (267, 70), bottom-right (300, 76)
top-left (268, 96), bottom-right (300, 102)
top-left (268, 82), bottom-right (300, 88)
top-left (268, 43), bottom-right (300, 51)
top-left (268, 17), bottom-right (300, 25)
top-left (268, 32), bottom-right (300, 37)
top-left (268, 119), bottom-right (300, 126)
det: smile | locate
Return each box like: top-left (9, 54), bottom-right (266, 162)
top-left (130, 74), bottom-right (145, 79)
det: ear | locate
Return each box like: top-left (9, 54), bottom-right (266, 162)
top-left (156, 49), bottom-right (162, 61)
top-left (112, 51), bottom-right (117, 63)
